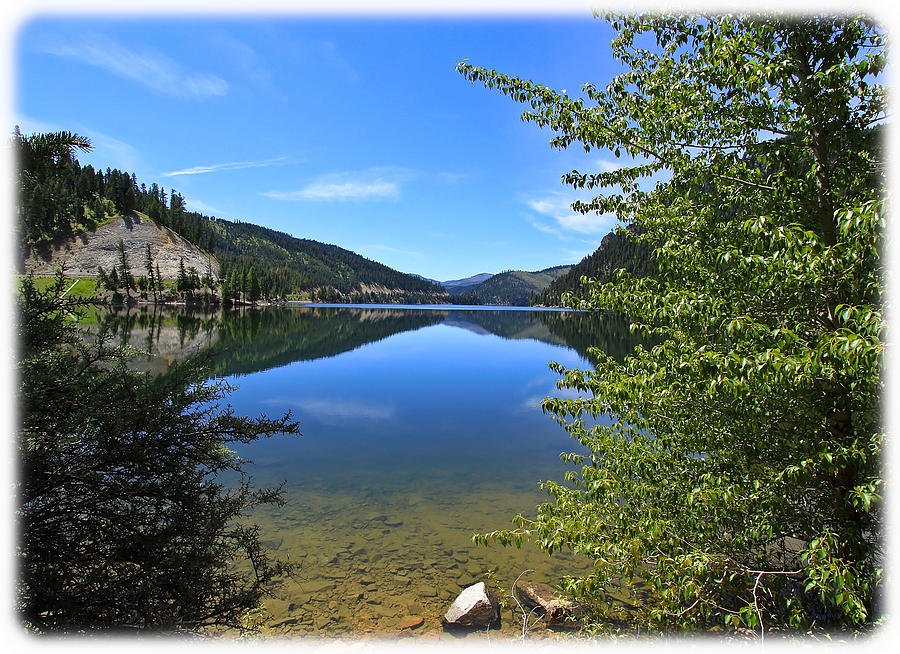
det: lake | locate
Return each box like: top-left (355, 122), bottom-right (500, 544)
top-left (89, 304), bottom-right (643, 640)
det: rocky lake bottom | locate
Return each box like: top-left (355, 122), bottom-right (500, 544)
top-left (233, 471), bottom-right (599, 641)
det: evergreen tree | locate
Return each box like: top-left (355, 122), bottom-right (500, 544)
top-left (16, 273), bottom-right (300, 632)
top-left (117, 239), bottom-right (135, 298)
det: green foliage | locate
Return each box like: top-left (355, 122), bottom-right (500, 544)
top-left (211, 218), bottom-right (450, 303)
top-left (460, 13), bottom-right (885, 635)
top-left (15, 127), bottom-right (452, 304)
top-left (533, 225), bottom-right (653, 306)
top-left (17, 272), bottom-right (302, 633)
top-left (13, 127), bottom-right (215, 255)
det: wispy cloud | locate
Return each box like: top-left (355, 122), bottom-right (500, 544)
top-left (162, 156), bottom-right (287, 177)
top-left (181, 197), bottom-right (230, 219)
top-left (263, 396), bottom-right (394, 424)
top-left (595, 157), bottom-right (627, 173)
top-left (39, 33), bottom-right (228, 98)
top-left (365, 244), bottom-right (424, 258)
top-left (272, 35), bottom-right (359, 83)
top-left (560, 247), bottom-right (595, 264)
top-left (526, 193), bottom-right (618, 237)
top-left (266, 180), bottom-right (399, 202)
top-left (86, 129), bottom-right (142, 171)
top-left (264, 167), bottom-right (416, 202)
top-left (14, 118), bottom-right (143, 172)
top-left (209, 30), bottom-right (273, 89)
top-left (435, 171), bottom-right (468, 184)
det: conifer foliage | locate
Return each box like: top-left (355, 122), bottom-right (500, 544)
top-left (16, 273), bottom-right (301, 632)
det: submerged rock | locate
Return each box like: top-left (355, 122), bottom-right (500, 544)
top-left (514, 580), bottom-right (585, 625)
top-left (398, 615), bottom-right (425, 630)
top-left (441, 581), bottom-right (498, 628)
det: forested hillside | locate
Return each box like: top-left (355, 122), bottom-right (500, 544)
top-left (464, 265), bottom-right (570, 306)
top-left (15, 127), bottom-right (214, 256)
top-left (210, 219), bottom-right (448, 303)
top-left (532, 226), bottom-right (653, 306)
top-left (13, 127), bottom-right (451, 304)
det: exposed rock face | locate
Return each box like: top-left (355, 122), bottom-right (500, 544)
top-left (441, 581), bottom-right (498, 628)
top-left (21, 213), bottom-right (219, 281)
top-left (514, 580), bottom-right (585, 624)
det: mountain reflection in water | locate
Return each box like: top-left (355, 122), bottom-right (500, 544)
top-left (80, 304), bottom-right (648, 638)
top-left (87, 304), bottom-right (644, 376)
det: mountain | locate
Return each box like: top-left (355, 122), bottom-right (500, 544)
top-left (464, 265), bottom-right (571, 306)
top-left (14, 131), bottom-right (451, 304)
top-left (441, 273), bottom-right (495, 296)
top-left (532, 225), bottom-right (654, 307)
top-left (209, 218), bottom-right (450, 303)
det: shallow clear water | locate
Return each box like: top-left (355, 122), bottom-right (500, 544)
top-left (90, 305), bottom-right (641, 639)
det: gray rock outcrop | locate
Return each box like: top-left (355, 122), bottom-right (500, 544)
top-left (21, 213), bottom-right (218, 281)
top-left (441, 581), bottom-right (498, 628)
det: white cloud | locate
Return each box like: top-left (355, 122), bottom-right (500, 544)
top-left (561, 247), bottom-right (596, 264)
top-left (526, 193), bottom-right (617, 236)
top-left (264, 167), bottom-right (417, 202)
top-left (267, 180), bottom-right (399, 202)
top-left (595, 157), bottom-right (626, 172)
top-left (162, 156), bottom-right (287, 177)
top-left (181, 197), bottom-right (230, 219)
top-left (263, 396), bottom-right (394, 424)
top-left (39, 33), bottom-right (228, 98)
top-left (86, 129), bottom-right (142, 171)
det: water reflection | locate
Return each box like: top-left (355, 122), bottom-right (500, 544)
top-left (82, 305), bottom-right (646, 639)
top-left (88, 304), bottom-right (645, 376)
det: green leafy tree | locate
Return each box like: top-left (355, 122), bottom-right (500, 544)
top-left (16, 272), bottom-right (301, 632)
top-left (460, 13), bottom-right (885, 634)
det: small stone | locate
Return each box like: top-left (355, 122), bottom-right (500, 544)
top-left (398, 615), bottom-right (425, 630)
top-left (441, 581), bottom-right (499, 629)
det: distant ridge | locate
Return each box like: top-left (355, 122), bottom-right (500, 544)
top-left (14, 128), bottom-right (452, 304)
top-left (441, 272), bottom-right (495, 296)
top-left (461, 265), bottom-right (571, 306)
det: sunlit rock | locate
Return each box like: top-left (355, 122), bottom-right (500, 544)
top-left (441, 581), bottom-right (498, 628)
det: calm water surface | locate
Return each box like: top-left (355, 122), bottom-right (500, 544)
top-left (91, 304), bottom-right (641, 640)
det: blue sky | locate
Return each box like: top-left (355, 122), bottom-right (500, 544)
top-left (11, 10), bottom-right (637, 281)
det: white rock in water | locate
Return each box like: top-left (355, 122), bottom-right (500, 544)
top-left (441, 581), bottom-right (498, 628)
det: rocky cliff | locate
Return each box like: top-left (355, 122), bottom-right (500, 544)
top-left (20, 213), bottom-right (219, 280)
